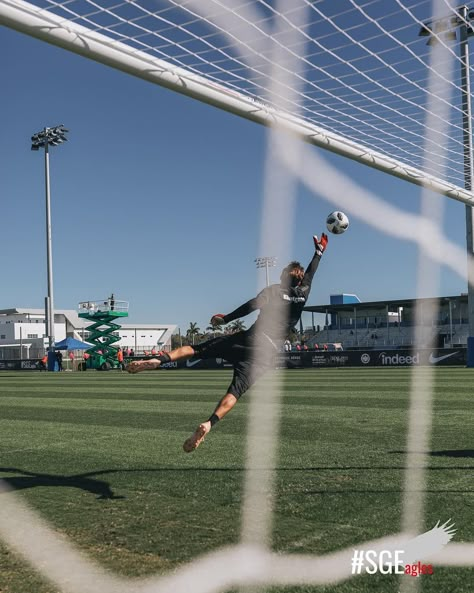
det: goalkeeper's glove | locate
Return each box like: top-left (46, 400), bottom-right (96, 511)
top-left (210, 314), bottom-right (226, 326)
top-left (313, 233), bottom-right (328, 257)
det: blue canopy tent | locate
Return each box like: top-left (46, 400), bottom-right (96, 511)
top-left (54, 337), bottom-right (91, 350)
top-left (46, 337), bottom-right (92, 371)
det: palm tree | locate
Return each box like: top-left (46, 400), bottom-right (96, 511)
top-left (206, 320), bottom-right (224, 338)
top-left (186, 322), bottom-right (201, 345)
top-left (227, 319), bottom-right (246, 334)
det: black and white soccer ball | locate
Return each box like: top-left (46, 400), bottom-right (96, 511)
top-left (326, 211), bottom-right (349, 234)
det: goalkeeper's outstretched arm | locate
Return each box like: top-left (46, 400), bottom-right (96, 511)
top-left (298, 233), bottom-right (328, 297)
top-left (210, 291), bottom-right (270, 327)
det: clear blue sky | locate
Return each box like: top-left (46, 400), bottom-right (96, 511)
top-left (0, 25), bottom-right (468, 334)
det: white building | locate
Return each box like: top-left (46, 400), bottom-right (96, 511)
top-left (0, 308), bottom-right (176, 359)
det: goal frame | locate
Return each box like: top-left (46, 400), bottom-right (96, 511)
top-left (2, 0), bottom-right (474, 206)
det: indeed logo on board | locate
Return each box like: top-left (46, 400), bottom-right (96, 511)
top-left (379, 352), bottom-right (420, 366)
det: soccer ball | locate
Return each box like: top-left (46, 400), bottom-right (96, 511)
top-left (326, 211), bottom-right (349, 234)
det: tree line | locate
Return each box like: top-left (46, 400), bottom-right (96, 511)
top-left (171, 319), bottom-right (247, 349)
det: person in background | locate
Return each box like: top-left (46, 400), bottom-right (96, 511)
top-left (39, 354), bottom-right (47, 371)
top-left (117, 347), bottom-right (124, 371)
top-left (56, 350), bottom-right (63, 371)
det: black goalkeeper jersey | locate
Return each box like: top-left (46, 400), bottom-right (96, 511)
top-left (222, 250), bottom-right (322, 342)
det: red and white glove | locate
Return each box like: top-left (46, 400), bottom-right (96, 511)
top-left (210, 314), bottom-right (226, 326)
top-left (313, 233), bottom-right (328, 257)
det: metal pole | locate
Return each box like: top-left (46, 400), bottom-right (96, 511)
top-left (459, 6), bottom-right (474, 366)
top-left (44, 295), bottom-right (49, 348)
top-left (398, 307), bottom-right (401, 343)
top-left (449, 299), bottom-right (454, 346)
top-left (44, 139), bottom-right (55, 351)
top-left (255, 256), bottom-right (276, 287)
top-left (354, 307), bottom-right (358, 346)
top-left (326, 308), bottom-right (329, 344)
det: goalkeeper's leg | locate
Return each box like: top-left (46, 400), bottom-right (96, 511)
top-left (183, 359), bottom-right (256, 452)
top-left (126, 346), bottom-right (194, 373)
top-left (183, 393), bottom-right (238, 452)
top-left (127, 334), bottom-right (232, 373)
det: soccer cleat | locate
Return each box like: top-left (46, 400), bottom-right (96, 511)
top-left (126, 359), bottom-right (161, 373)
top-left (183, 423), bottom-right (210, 452)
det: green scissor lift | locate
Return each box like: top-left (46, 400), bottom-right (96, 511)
top-left (78, 295), bottom-right (129, 370)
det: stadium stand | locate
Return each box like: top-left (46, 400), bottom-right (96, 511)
top-left (304, 294), bottom-right (469, 350)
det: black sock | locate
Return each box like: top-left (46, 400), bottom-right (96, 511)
top-left (208, 413), bottom-right (220, 427)
top-left (157, 353), bottom-right (171, 364)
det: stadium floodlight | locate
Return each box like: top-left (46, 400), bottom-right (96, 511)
top-left (419, 6), bottom-right (474, 366)
top-left (255, 256), bottom-right (277, 287)
top-left (31, 125), bottom-right (69, 356)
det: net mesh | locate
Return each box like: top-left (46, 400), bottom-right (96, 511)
top-left (1, 1), bottom-right (474, 592)
top-left (3, 0), bottom-right (473, 191)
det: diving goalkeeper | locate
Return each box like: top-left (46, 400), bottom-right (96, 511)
top-left (127, 233), bottom-right (328, 452)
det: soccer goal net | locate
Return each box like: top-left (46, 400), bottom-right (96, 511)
top-left (2, 0), bottom-right (474, 203)
top-left (1, 0), bottom-right (474, 592)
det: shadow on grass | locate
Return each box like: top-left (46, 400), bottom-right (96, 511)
top-left (0, 467), bottom-right (125, 500)
top-left (391, 449), bottom-right (474, 459)
top-left (1, 461), bottom-right (473, 501)
top-left (429, 449), bottom-right (474, 458)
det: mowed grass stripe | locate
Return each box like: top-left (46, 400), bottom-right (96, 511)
top-left (1, 367), bottom-right (468, 384)
top-left (1, 368), bottom-right (474, 593)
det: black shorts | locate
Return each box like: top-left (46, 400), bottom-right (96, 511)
top-left (192, 331), bottom-right (277, 399)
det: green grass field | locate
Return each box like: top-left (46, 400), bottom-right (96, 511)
top-left (1, 367), bottom-right (474, 592)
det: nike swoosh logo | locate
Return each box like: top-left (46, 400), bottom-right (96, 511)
top-left (186, 359), bottom-right (202, 368)
top-left (429, 352), bottom-right (458, 364)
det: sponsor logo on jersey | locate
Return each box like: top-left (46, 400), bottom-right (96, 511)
top-left (282, 294), bottom-right (305, 303)
top-left (429, 352), bottom-right (458, 364)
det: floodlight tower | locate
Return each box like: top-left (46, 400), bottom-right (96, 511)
top-left (419, 6), bottom-right (474, 366)
top-left (31, 125), bottom-right (68, 354)
top-left (255, 256), bottom-right (277, 287)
